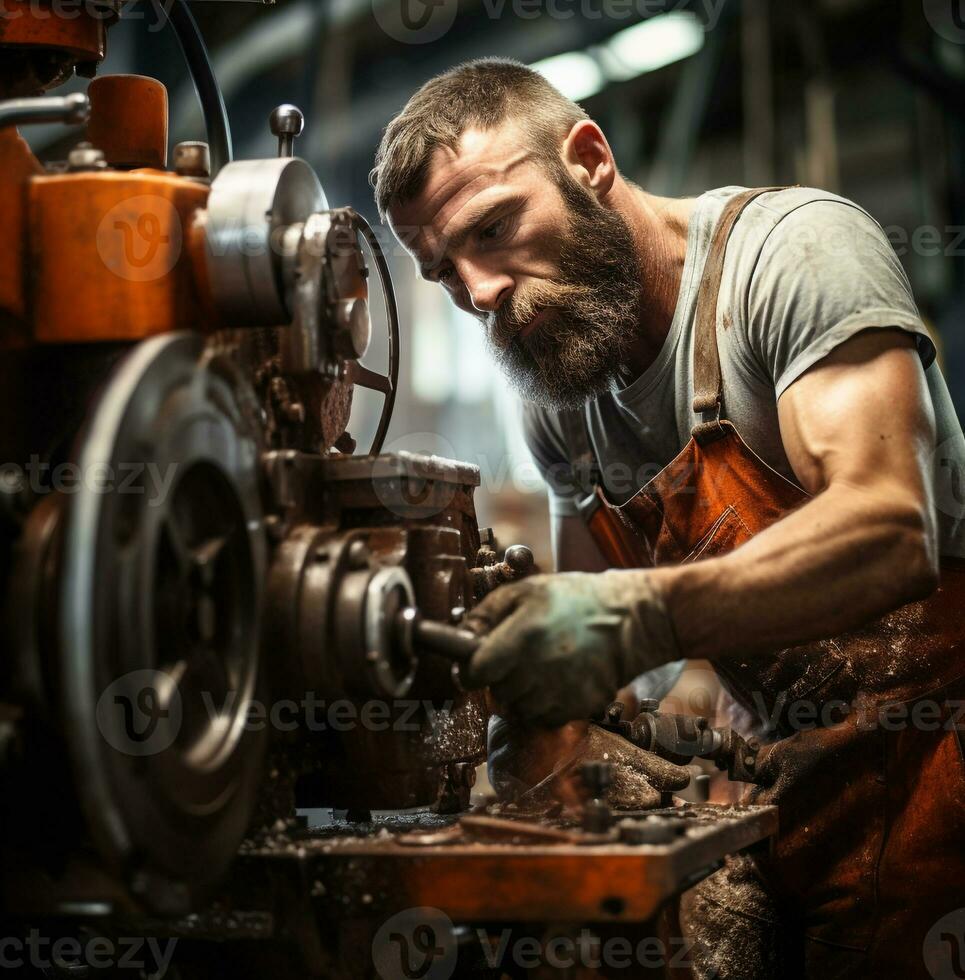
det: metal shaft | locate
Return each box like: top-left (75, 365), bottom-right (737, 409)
top-left (410, 617), bottom-right (480, 663)
top-left (0, 93), bottom-right (89, 131)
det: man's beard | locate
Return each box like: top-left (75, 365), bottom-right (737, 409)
top-left (484, 169), bottom-right (641, 410)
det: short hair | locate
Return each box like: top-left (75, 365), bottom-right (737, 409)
top-left (370, 57), bottom-right (589, 221)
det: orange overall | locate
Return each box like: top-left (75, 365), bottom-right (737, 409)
top-left (562, 189), bottom-right (965, 978)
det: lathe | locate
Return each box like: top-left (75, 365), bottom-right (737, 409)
top-left (0, 3), bottom-right (776, 976)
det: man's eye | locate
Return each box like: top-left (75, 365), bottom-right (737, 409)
top-left (480, 217), bottom-right (507, 241)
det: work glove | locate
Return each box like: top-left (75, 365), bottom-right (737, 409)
top-left (487, 717), bottom-right (692, 811)
top-left (464, 571), bottom-right (681, 728)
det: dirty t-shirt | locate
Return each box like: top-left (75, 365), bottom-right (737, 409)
top-left (523, 186), bottom-right (965, 559)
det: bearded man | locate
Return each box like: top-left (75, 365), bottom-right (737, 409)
top-left (371, 58), bottom-right (965, 979)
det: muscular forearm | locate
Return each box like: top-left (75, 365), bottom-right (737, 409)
top-left (647, 483), bottom-right (939, 662)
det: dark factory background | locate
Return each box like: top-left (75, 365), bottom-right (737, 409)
top-left (25, 0), bottom-right (965, 569)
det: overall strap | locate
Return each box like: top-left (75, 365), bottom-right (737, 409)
top-left (691, 186), bottom-right (786, 443)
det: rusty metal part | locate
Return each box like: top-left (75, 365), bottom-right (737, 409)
top-left (260, 450), bottom-right (490, 812)
top-left (28, 170), bottom-right (209, 342)
top-left (0, 0), bottom-right (112, 97)
top-left (458, 813), bottom-right (580, 843)
top-left (599, 701), bottom-right (763, 784)
top-left (336, 552), bottom-right (419, 699)
top-left (281, 209), bottom-right (369, 376)
top-left (235, 804), bottom-right (778, 927)
top-left (87, 74), bottom-right (168, 169)
top-left (280, 205), bottom-right (401, 455)
top-left (471, 542), bottom-right (536, 598)
top-left (265, 525), bottom-right (420, 699)
top-left (57, 332), bottom-right (268, 913)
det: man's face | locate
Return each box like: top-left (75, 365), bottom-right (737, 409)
top-left (388, 120), bottom-right (641, 408)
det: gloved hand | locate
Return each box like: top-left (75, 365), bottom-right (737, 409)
top-left (464, 571), bottom-right (681, 728)
top-left (487, 716), bottom-right (691, 811)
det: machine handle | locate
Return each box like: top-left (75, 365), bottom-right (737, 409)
top-left (0, 93), bottom-right (89, 131)
top-left (396, 609), bottom-right (480, 665)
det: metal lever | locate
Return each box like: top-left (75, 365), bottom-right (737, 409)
top-left (0, 93), bottom-right (89, 131)
top-left (395, 608), bottom-right (480, 665)
top-left (269, 104), bottom-right (304, 158)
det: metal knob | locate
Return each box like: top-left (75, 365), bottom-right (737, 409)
top-left (503, 544), bottom-right (535, 575)
top-left (173, 141), bottom-right (210, 178)
top-left (580, 760), bottom-right (614, 799)
top-left (66, 141), bottom-right (106, 172)
top-left (269, 104), bottom-right (304, 158)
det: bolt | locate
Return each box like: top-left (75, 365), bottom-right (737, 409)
top-left (173, 140), bottom-right (210, 178)
top-left (67, 141), bottom-right (106, 172)
top-left (283, 401), bottom-right (305, 424)
top-left (346, 540), bottom-right (369, 570)
top-left (580, 760), bottom-right (614, 798)
top-left (605, 702), bottom-right (625, 723)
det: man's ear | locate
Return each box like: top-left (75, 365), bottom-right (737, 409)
top-left (560, 120), bottom-right (616, 201)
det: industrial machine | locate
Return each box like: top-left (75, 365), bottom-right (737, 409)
top-left (0, 4), bottom-right (775, 976)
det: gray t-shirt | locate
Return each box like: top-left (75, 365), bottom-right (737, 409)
top-left (524, 185), bottom-right (965, 558)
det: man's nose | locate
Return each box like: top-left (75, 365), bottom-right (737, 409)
top-left (460, 263), bottom-right (513, 314)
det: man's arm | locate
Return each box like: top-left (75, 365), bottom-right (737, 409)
top-left (466, 328), bottom-right (940, 726)
top-left (652, 327), bottom-right (939, 660)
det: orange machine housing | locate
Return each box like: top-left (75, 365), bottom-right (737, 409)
top-left (28, 170), bottom-right (210, 342)
top-left (1, 73), bottom-right (214, 346)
